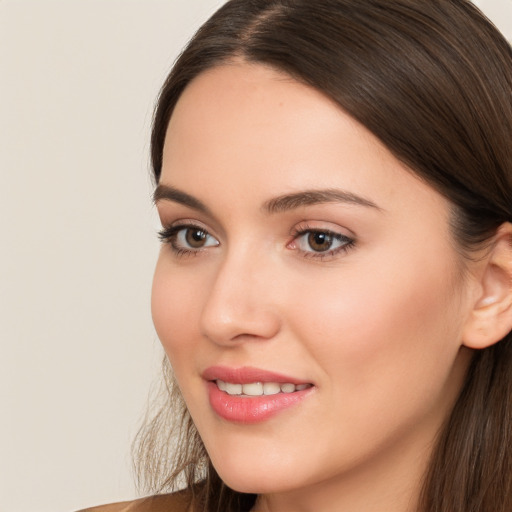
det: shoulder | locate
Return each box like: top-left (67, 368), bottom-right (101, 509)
top-left (77, 491), bottom-right (193, 512)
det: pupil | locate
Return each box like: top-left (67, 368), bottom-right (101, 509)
top-left (308, 232), bottom-right (332, 252)
top-left (186, 229), bottom-right (206, 247)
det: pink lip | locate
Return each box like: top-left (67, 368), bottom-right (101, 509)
top-left (202, 366), bottom-right (314, 424)
top-left (202, 365), bottom-right (311, 385)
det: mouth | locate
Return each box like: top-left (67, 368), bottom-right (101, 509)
top-left (202, 366), bottom-right (315, 423)
top-left (215, 380), bottom-right (312, 396)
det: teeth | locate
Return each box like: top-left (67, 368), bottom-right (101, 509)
top-left (243, 382), bottom-right (264, 396)
top-left (216, 380), bottom-right (310, 396)
top-left (263, 382), bottom-right (281, 395)
top-left (280, 383), bottom-right (295, 393)
top-left (224, 382), bottom-right (242, 395)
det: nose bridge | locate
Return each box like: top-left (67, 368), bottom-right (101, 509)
top-left (199, 243), bottom-right (280, 344)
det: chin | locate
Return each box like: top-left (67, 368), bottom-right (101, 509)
top-left (209, 450), bottom-right (313, 495)
top-left (217, 471), bottom-right (293, 495)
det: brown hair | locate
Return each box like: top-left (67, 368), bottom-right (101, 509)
top-left (135, 1), bottom-right (512, 511)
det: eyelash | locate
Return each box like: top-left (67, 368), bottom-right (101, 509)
top-left (289, 225), bottom-right (356, 260)
top-left (158, 223), bottom-right (356, 260)
top-left (158, 223), bottom-right (217, 257)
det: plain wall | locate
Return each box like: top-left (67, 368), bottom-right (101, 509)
top-left (0, 1), bottom-right (510, 511)
top-left (0, 2), bottom-right (224, 511)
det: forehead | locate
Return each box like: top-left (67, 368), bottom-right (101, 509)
top-left (164, 64), bottom-right (383, 184)
top-left (161, 62), bottom-right (449, 227)
top-left (165, 62), bottom-right (350, 160)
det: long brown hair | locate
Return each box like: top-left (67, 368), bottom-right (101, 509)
top-left (134, 1), bottom-right (512, 511)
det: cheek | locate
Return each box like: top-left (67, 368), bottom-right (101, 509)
top-left (288, 250), bottom-right (463, 405)
top-left (151, 257), bottom-right (203, 367)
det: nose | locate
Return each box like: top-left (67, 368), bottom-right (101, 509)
top-left (199, 249), bottom-right (281, 346)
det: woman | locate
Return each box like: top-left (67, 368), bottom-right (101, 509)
top-left (82, 0), bottom-right (512, 511)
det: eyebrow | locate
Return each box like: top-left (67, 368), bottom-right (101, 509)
top-left (263, 189), bottom-right (382, 213)
top-left (153, 184), bottom-right (382, 215)
top-left (153, 184), bottom-right (212, 216)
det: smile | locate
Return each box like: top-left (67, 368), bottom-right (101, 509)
top-left (202, 366), bottom-right (315, 423)
top-left (216, 380), bottom-right (312, 396)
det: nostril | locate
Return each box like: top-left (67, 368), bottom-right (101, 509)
top-left (198, 258), bottom-right (282, 345)
top-left (200, 301), bottom-right (281, 346)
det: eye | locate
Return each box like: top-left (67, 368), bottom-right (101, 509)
top-left (176, 227), bottom-right (217, 249)
top-left (158, 224), bottom-right (219, 254)
top-left (290, 227), bottom-right (355, 259)
top-left (302, 231), bottom-right (337, 252)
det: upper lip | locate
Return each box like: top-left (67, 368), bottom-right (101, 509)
top-left (202, 365), bottom-right (312, 385)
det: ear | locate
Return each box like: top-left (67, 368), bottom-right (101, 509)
top-left (462, 222), bottom-right (512, 350)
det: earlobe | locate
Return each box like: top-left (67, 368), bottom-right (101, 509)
top-left (462, 223), bottom-right (512, 350)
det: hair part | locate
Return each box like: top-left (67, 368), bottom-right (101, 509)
top-left (137, 1), bottom-right (512, 511)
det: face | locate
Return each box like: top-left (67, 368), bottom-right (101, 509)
top-left (152, 63), bottom-right (474, 503)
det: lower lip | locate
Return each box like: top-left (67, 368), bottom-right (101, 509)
top-left (207, 381), bottom-right (313, 424)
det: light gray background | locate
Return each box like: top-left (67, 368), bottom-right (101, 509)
top-left (0, 1), bottom-right (510, 511)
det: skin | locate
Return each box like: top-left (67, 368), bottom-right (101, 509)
top-left (151, 63), bottom-right (478, 512)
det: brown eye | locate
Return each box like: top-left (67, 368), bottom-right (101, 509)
top-left (159, 224), bottom-right (219, 253)
top-left (292, 228), bottom-right (355, 259)
top-left (307, 232), bottom-right (333, 252)
top-left (185, 228), bottom-right (208, 248)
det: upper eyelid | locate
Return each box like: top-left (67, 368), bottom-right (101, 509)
top-left (156, 205), bottom-right (225, 238)
top-left (291, 220), bottom-right (355, 237)
top-left (163, 222), bottom-right (219, 240)
top-left (291, 227), bottom-right (355, 245)
top-left (168, 219), bottom-right (210, 229)
top-left (293, 226), bottom-right (351, 235)
top-left (160, 218), bottom-right (217, 237)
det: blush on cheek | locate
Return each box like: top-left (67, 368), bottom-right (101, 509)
top-left (299, 255), bottom-right (457, 385)
top-left (151, 270), bottom-right (168, 342)
top-left (152, 270), bottom-right (185, 347)
top-left (151, 268), bottom-right (207, 365)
